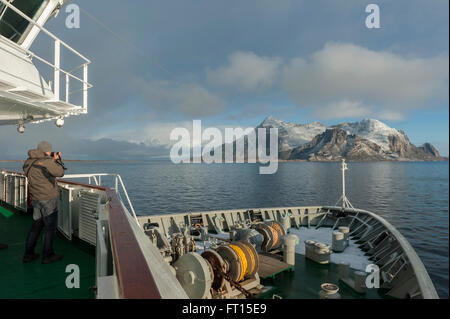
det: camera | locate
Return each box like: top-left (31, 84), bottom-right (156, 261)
top-left (52, 152), bottom-right (67, 170)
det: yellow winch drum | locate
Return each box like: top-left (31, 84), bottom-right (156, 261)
top-left (216, 241), bottom-right (259, 282)
top-left (228, 244), bottom-right (247, 282)
top-left (234, 241), bottom-right (259, 277)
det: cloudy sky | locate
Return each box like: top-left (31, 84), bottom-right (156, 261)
top-left (0, 0), bottom-right (448, 159)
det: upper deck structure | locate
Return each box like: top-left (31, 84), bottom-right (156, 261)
top-left (0, 0), bottom-right (91, 131)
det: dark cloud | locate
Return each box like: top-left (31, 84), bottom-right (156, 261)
top-left (134, 79), bottom-right (224, 118)
top-left (0, 123), bottom-right (169, 160)
top-left (39, 0), bottom-right (448, 129)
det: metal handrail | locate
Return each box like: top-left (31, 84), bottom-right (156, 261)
top-left (0, 0), bottom-right (92, 109)
top-left (0, 0), bottom-right (91, 62)
top-left (62, 173), bottom-right (138, 224)
top-left (324, 206), bottom-right (439, 299)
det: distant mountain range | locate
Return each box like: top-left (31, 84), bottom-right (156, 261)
top-left (2, 117), bottom-right (444, 162)
top-left (222, 116), bottom-right (446, 162)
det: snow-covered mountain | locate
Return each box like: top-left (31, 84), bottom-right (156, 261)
top-left (258, 116), bottom-right (326, 151)
top-left (221, 116), bottom-right (445, 162)
top-left (286, 128), bottom-right (388, 161)
top-left (329, 119), bottom-right (409, 152)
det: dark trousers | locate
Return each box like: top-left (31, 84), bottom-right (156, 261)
top-left (25, 211), bottom-right (58, 258)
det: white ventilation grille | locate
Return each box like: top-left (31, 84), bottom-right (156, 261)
top-left (0, 172), bottom-right (27, 212)
top-left (57, 187), bottom-right (73, 240)
top-left (79, 191), bottom-right (101, 246)
top-left (0, 174), bottom-right (5, 202)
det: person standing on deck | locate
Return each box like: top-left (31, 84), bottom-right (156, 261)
top-left (22, 141), bottom-right (65, 264)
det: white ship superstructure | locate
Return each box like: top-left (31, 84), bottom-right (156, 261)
top-left (0, 0), bottom-right (91, 131)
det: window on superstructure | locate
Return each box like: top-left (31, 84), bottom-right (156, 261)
top-left (0, 0), bottom-right (48, 45)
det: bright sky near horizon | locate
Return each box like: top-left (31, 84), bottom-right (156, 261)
top-left (0, 0), bottom-right (448, 158)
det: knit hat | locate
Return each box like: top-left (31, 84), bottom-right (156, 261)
top-left (37, 141), bottom-right (52, 153)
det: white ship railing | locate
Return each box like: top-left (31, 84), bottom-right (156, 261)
top-left (0, 0), bottom-right (92, 110)
top-left (62, 173), bottom-right (138, 224)
top-left (0, 170), bottom-right (137, 224)
top-left (0, 170), bottom-right (28, 212)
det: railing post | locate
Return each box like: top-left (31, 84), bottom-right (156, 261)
top-left (65, 74), bottom-right (69, 103)
top-left (54, 40), bottom-right (60, 100)
top-left (83, 63), bottom-right (88, 110)
top-left (117, 175), bottom-right (138, 225)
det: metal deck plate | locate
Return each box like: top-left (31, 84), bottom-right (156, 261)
top-left (258, 253), bottom-right (293, 279)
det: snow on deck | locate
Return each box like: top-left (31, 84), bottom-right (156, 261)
top-left (195, 228), bottom-right (371, 271)
top-left (289, 227), bottom-right (371, 271)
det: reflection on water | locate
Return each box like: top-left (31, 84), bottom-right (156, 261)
top-left (1, 160), bottom-right (448, 298)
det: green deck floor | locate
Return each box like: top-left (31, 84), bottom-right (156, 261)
top-left (259, 253), bottom-right (390, 299)
top-left (0, 206), bottom-right (96, 299)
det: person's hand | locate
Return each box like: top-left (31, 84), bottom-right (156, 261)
top-left (53, 152), bottom-right (61, 159)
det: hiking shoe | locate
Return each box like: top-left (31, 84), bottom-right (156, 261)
top-left (42, 254), bottom-right (63, 264)
top-left (0, 243), bottom-right (7, 250)
top-left (23, 253), bottom-right (40, 263)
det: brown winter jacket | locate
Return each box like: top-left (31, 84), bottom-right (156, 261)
top-left (23, 149), bottom-right (65, 201)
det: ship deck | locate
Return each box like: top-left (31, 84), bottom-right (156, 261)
top-left (0, 201), bottom-right (400, 299)
top-left (0, 206), bottom-right (95, 299)
top-left (259, 253), bottom-right (388, 299)
top-left (1, 205), bottom-right (388, 299)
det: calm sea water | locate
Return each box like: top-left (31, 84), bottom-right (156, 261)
top-left (2, 160), bottom-right (448, 298)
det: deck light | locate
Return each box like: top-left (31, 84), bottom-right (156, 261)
top-left (55, 117), bottom-right (64, 127)
top-left (17, 123), bottom-right (25, 133)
